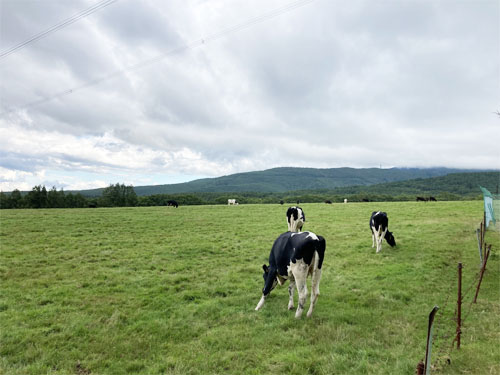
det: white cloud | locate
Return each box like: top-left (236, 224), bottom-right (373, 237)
top-left (0, 0), bottom-right (498, 191)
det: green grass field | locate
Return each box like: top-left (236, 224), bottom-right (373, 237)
top-left (1, 202), bottom-right (499, 374)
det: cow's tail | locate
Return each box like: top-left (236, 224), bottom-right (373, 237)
top-left (311, 236), bottom-right (326, 296)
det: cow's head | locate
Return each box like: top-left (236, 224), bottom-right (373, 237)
top-left (256, 264), bottom-right (278, 311)
top-left (298, 208), bottom-right (305, 231)
top-left (287, 206), bottom-right (305, 232)
top-left (262, 264), bottom-right (278, 294)
top-left (385, 231), bottom-right (396, 247)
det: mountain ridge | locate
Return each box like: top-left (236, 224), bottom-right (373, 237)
top-left (77, 167), bottom-right (493, 196)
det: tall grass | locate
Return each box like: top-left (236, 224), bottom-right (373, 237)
top-left (0, 202), bottom-right (498, 374)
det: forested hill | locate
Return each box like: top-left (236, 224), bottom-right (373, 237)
top-left (122, 167), bottom-right (488, 195)
top-left (78, 167), bottom-right (489, 196)
top-left (331, 171), bottom-right (499, 197)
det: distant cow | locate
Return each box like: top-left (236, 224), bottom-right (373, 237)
top-left (416, 197), bottom-right (428, 202)
top-left (167, 200), bottom-right (178, 208)
top-left (362, 198), bottom-right (370, 202)
top-left (370, 211), bottom-right (396, 253)
top-left (429, 196), bottom-right (437, 202)
top-left (325, 200), bottom-right (332, 204)
top-left (228, 199), bottom-right (238, 205)
top-left (280, 200), bottom-right (284, 205)
top-left (344, 199), bottom-right (348, 204)
top-left (255, 231), bottom-right (326, 318)
top-left (286, 206), bottom-right (305, 232)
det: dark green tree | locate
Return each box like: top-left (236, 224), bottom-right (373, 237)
top-left (47, 186), bottom-right (66, 208)
top-left (27, 185), bottom-right (48, 208)
top-left (10, 189), bottom-right (23, 208)
top-left (101, 183), bottom-right (137, 207)
top-left (0, 192), bottom-right (11, 208)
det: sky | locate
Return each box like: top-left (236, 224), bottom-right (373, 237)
top-left (0, 0), bottom-right (499, 192)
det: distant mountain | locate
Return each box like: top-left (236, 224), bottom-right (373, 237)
top-left (331, 171), bottom-right (500, 197)
top-left (77, 167), bottom-right (490, 196)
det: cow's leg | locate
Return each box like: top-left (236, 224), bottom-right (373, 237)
top-left (255, 295), bottom-right (267, 311)
top-left (291, 260), bottom-right (309, 318)
top-left (371, 227), bottom-right (375, 248)
top-left (288, 279), bottom-right (296, 310)
top-left (373, 227), bottom-right (380, 252)
top-left (295, 278), bottom-right (308, 319)
top-left (377, 228), bottom-right (387, 253)
top-left (256, 268), bottom-right (277, 311)
top-left (377, 227), bottom-right (384, 253)
top-left (307, 255), bottom-right (322, 318)
top-left (381, 228), bottom-right (388, 251)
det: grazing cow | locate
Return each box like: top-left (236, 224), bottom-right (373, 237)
top-left (255, 231), bottom-right (326, 318)
top-left (167, 200), bottom-right (178, 208)
top-left (362, 198), bottom-right (370, 202)
top-left (228, 199), bottom-right (238, 205)
top-left (416, 197), bottom-right (428, 202)
top-left (370, 211), bottom-right (396, 253)
top-left (286, 206), bottom-right (305, 232)
top-left (325, 200), bottom-right (332, 204)
top-left (429, 196), bottom-right (437, 202)
top-left (280, 200), bottom-right (284, 205)
top-left (344, 199), bottom-right (348, 204)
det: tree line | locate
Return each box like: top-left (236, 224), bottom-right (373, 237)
top-left (0, 182), bottom-right (482, 209)
top-left (0, 184), bottom-right (137, 209)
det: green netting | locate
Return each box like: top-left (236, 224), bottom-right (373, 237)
top-left (480, 186), bottom-right (499, 231)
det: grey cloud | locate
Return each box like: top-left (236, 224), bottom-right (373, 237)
top-left (98, 0), bottom-right (182, 50)
top-left (0, 151), bottom-right (45, 173)
top-left (0, 0), bottom-right (82, 47)
top-left (1, 0), bottom-right (498, 191)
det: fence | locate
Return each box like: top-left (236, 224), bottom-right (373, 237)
top-left (480, 186), bottom-right (499, 231)
top-left (417, 213), bottom-right (495, 374)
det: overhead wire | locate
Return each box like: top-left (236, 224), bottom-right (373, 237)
top-left (0, 0), bottom-right (316, 117)
top-left (0, 0), bottom-right (120, 60)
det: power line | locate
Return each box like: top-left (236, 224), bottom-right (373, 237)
top-left (1, 0), bottom-right (316, 116)
top-left (0, 0), bottom-right (120, 60)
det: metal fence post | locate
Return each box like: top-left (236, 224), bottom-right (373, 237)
top-left (474, 245), bottom-right (491, 303)
top-left (482, 212), bottom-right (487, 257)
top-left (424, 306), bottom-right (439, 374)
top-left (476, 228), bottom-right (483, 263)
top-left (456, 263), bottom-right (462, 349)
top-left (416, 360), bottom-right (424, 375)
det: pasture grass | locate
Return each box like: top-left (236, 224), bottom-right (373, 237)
top-left (0, 202), bottom-right (499, 374)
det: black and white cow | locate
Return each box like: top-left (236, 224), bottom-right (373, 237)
top-left (286, 206), bottom-right (305, 232)
top-left (167, 200), bottom-right (178, 208)
top-left (370, 211), bottom-right (396, 253)
top-left (255, 231), bottom-right (326, 318)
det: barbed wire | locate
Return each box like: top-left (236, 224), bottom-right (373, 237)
top-left (461, 270), bottom-right (482, 328)
top-left (462, 269), bottom-right (481, 303)
top-left (430, 261), bottom-right (484, 369)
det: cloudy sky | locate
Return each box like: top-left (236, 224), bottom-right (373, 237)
top-left (0, 0), bottom-right (499, 191)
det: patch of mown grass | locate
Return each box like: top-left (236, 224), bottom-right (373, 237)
top-left (0, 202), bottom-right (498, 374)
